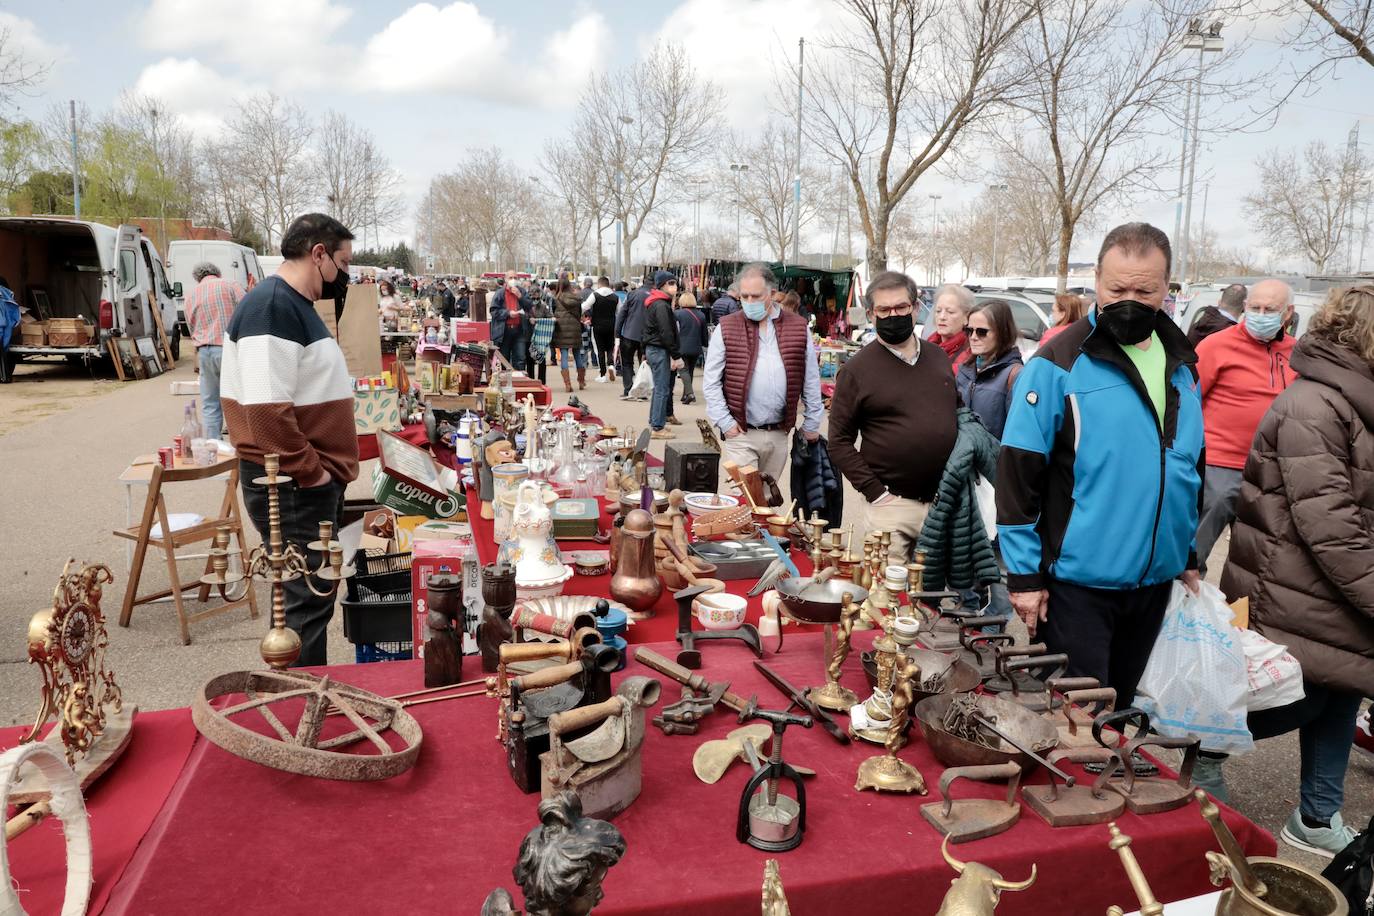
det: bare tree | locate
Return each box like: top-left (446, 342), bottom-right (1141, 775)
top-left (1245, 139), bottom-right (1371, 271)
top-left (539, 143), bottom-right (597, 272)
top-left (424, 149), bottom-right (534, 272)
top-left (720, 120), bottom-right (825, 260)
top-left (318, 110), bottom-right (403, 247)
top-left (795, 0), bottom-right (1036, 272)
top-left (228, 93), bottom-right (316, 246)
top-left (999, 0), bottom-right (1248, 291)
top-left (574, 43), bottom-right (721, 275)
top-left (0, 25), bottom-right (50, 111)
top-left (647, 212), bottom-right (688, 265)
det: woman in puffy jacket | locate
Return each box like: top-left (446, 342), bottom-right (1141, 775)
top-left (1220, 284), bottom-right (1374, 858)
top-left (551, 276), bottom-right (587, 392)
top-left (955, 300), bottom-right (1023, 440)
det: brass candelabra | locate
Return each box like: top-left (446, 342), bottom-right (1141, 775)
top-left (201, 454), bottom-right (353, 669)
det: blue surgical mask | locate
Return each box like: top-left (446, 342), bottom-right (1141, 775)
top-left (1244, 310), bottom-right (1284, 340)
top-left (742, 300), bottom-right (769, 321)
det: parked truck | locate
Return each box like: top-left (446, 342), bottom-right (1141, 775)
top-left (0, 218), bottom-right (180, 376)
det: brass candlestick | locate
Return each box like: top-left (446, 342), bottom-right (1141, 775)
top-left (861, 564), bottom-right (907, 631)
top-left (808, 592), bottom-right (860, 711)
top-left (202, 453), bottom-right (353, 669)
top-left (853, 617), bottom-right (900, 744)
top-left (855, 657), bottom-right (927, 794)
top-left (806, 518), bottom-right (828, 571)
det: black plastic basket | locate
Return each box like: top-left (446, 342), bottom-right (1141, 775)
top-left (348, 551), bottom-right (413, 599)
top-left (355, 641), bottom-right (413, 663)
top-left (341, 580), bottom-right (412, 646)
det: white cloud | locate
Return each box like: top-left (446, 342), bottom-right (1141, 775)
top-left (0, 10), bottom-right (68, 95)
top-left (132, 57), bottom-right (258, 137)
top-left (356, 2), bottom-right (608, 107)
top-left (652, 0), bottom-right (831, 128)
top-left (137, 0), bottom-right (352, 88)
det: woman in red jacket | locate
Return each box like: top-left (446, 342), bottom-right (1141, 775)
top-left (927, 283), bottom-right (973, 372)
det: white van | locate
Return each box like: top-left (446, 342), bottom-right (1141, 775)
top-left (165, 240), bottom-right (264, 333)
top-left (0, 218), bottom-right (180, 372)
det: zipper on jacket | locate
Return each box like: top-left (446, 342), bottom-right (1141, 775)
top-left (1140, 442), bottom-right (1166, 586)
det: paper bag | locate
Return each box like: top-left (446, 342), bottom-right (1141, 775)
top-left (315, 284), bottom-right (382, 377)
top-left (353, 388), bottom-right (401, 434)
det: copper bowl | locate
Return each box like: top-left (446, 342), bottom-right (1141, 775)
top-left (913, 692), bottom-right (1058, 771)
top-left (861, 647), bottom-right (981, 709)
top-left (774, 577), bottom-right (869, 625)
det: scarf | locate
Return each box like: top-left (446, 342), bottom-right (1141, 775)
top-left (929, 330), bottom-right (969, 371)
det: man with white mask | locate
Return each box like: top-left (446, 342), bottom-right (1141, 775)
top-left (702, 262), bottom-right (822, 485)
top-left (1193, 278), bottom-right (1298, 572)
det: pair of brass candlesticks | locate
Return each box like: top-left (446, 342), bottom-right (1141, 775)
top-left (201, 454), bottom-right (353, 669)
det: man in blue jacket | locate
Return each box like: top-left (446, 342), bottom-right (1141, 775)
top-left (996, 222), bottom-right (1203, 707)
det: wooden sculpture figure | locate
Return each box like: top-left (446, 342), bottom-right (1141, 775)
top-left (480, 562), bottom-right (518, 673)
top-left (481, 791), bottom-right (627, 916)
top-left (423, 574), bottom-right (463, 688)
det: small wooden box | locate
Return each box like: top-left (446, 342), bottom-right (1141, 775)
top-left (19, 323), bottom-right (46, 346)
top-left (46, 319), bottom-right (93, 347)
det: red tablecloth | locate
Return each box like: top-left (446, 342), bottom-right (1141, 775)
top-left (101, 633), bottom-right (1274, 915)
top-left (1, 709), bottom-right (199, 915)
top-left (464, 483), bottom-right (815, 644)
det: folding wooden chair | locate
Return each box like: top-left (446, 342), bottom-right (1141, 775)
top-left (114, 455), bottom-right (258, 644)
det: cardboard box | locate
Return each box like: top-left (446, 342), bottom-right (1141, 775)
top-left (411, 539), bottom-right (472, 656)
top-left (371, 464), bottom-right (464, 519)
top-left (371, 429), bottom-right (464, 519)
top-left (353, 388), bottom-right (401, 434)
top-left (19, 323), bottom-right (46, 346)
top-left (394, 515), bottom-right (429, 553)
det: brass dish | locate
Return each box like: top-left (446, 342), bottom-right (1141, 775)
top-left (861, 647), bottom-right (981, 708)
top-left (914, 693), bottom-right (1058, 771)
top-left (774, 577), bottom-right (869, 625)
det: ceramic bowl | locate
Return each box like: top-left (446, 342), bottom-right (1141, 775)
top-left (570, 551), bottom-right (610, 576)
top-left (515, 565), bottom-right (573, 600)
top-left (693, 592), bottom-right (748, 631)
top-left (684, 492), bottom-right (740, 518)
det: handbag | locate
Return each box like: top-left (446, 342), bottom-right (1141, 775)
top-left (1321, 815), bottom-right (1373, 914)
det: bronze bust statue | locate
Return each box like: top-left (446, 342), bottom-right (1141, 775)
top-left (482, 791), bottom-right (626, 916)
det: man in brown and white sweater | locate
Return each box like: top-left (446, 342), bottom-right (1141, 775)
top-left (828, 270), bottom-right (958, 563)
top-left (221, 213), bottom-right (358, 666)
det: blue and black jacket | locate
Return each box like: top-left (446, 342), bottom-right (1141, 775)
top-left (996, 308), bottom-right (1205, 591)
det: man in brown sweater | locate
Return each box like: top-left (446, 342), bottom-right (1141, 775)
top-left (829, 270), bottom-right (958, 562)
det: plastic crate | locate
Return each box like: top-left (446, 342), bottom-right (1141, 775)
top-left (355, 641), bottom-right (413, 663)
top-left (349, 551), bottom-right (413, 598)
top-left (341, 580), bottom-right (413, 645)
top-left (357, 550), bottom-right (412, 575)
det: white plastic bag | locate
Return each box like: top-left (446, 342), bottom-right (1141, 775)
top-left (628, 359), bottom-right (654, 398)
top-left (1239, 629), bottom-right (1305, 712)
top-left (973, 474), bottom-right (997, 541)
top-left (1134, 581), bottom-right (1254, 754)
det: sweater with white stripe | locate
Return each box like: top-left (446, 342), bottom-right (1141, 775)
top-left (220, 276), bottom-right (359, 484)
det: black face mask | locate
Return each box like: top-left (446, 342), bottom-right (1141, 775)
top-left (318, 257), bottom-right (350, 301)
top-left (875, 313), bottom-right (914, 345)
top-left (1098, 300), bottom-right (1157, 346)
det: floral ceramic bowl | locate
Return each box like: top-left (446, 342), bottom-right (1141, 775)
top-left (693, 592), bottom-right (748, 631)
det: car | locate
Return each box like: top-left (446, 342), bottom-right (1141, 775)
top-left (166, 240), bottom-right (265, 334)
top-left (0, 218), bottom-right (181, 372)
top-left (971, 289), bottom-right (1055, 357)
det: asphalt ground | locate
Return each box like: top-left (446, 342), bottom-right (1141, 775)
top-left (0, 347), bottom-right (1368, 877)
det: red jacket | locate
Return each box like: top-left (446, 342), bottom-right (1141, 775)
top-left (1196, 321), bottom-right (1298, 470)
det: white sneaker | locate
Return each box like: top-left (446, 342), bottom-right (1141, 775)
top-left (595, 374), bottom-right (607, 383)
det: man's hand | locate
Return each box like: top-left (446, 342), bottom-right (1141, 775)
top-left (802, 430), bottom-right (819, 443)
top-left (725, 424), bottom-right (744, 440)
top-left (670, 358), bottom-right (684, 371)
top-left (301, 468), bottom-right (332, 488)
top-left (1010, 589), bottom-right (1049, 637)
top-left (870, 491), bottom-right (895, 507)
top-left (1179, 568), bottom-right (1201, 595)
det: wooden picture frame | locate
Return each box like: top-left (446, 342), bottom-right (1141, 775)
top-left (29, 288), bottom-right (51, 320)
top-left (115, 338), bottom-right (139, 380)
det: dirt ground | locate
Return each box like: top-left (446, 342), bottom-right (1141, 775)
top-left (0, 355), bottom-right (124, 436)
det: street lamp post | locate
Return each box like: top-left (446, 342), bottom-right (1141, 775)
top-left (614, 115), bottom-right (634, 284)
top-left (989, 183), bottom-right (1008, 276)
top-left (929, 194), bottom-right (942, 285)
top-left (730, 164), bottom-right (749, 258)
top-left (1179, 20), bottom-right (1223, 284)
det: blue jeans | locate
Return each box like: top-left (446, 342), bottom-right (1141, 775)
top-left (645, 344), bottom-right (672, 430)
top-left (198, 345), bottom-right (224, 437)
top-left (499, 331), bottom-right (526, 370)
top-left (1249, 681), bottom-right (1363, 821)
top-left (557, 346), bottom-right (586, 369)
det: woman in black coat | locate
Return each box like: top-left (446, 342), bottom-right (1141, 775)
top-left (673, 291), bottom-right (707, 404)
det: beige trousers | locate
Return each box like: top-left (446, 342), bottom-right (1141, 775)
top-left (721, 427), bottom-right (790, 491)
top-left (862, 495), bottom-right (931, 565)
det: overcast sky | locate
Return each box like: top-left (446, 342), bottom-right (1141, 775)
top-left (6, 0), bottom-right (1374, 273)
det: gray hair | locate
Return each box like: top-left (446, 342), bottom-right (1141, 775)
top-left (192, 262), bottom-right (222, 282)
top-left (933, 283), bottom-right (974, 315)
top-left (735, 262), bottom-right (777, 292)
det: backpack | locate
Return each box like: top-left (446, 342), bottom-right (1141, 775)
top-left (1322, 814), bottom-right (1374, 914)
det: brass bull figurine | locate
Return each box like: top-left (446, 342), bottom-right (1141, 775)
top-left (936, 835), bottom-right (1038, 915)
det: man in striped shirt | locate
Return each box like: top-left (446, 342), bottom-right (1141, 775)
top-left (185, 262), bottom-right (244, 438)
top-left (221, 213), bottom-right (357, 666)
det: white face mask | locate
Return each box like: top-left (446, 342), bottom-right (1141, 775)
top-left (742, 299), bottom-right (769, 321)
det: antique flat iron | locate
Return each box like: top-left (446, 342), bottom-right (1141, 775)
top-left (540, 676), bottom-right (661, 820)
top-left (1044, 682), bottom-right (1116, 749)
top-left (736, 708), bottom-right (813, 852)
top-left (1093, 729), bottom-right (1201, 815)
top-left (919, 763), bottom-right (1022, 843)
top-left (1022, 748), bottom-right (1126, 827)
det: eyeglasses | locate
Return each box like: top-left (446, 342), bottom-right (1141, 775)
top-left (969, 326), bottom-right (992, 338)
top-left (873, 303), bottom-right (914, 319)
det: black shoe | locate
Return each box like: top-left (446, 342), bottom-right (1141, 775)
top-left (681, 395), bottom-right (695, 404)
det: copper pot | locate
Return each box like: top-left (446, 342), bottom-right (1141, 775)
top-left (610, 509), bottom-right (662, 613)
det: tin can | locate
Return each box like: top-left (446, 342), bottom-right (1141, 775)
top-left (158, 447), bottom-right (175, 468)
top-left (173, 435), bottom-right (185, 458)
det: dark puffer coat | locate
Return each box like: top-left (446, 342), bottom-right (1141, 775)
top-left (916, 407), bottom-right (1002, 590)
top-left (551, 290), bottom-right (585, 349)
top-left (1220, 334), bottom-right (1374, 695)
